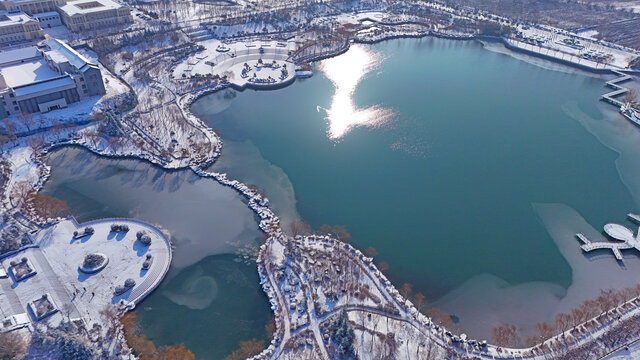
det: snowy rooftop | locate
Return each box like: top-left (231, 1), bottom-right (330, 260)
top-left (0, 59), bottom-right (59, 88)
top-left (12, 76), bottom-right (75, 97)
top-left (44, 38), bottom-right (93, 69)
top-left (58, 0), bottom-right (124, 16)
top-left (0, 46), bottom-right (40, 66)
top-left (0, 11), bottom-right (35, 28)
top-left (34, 11), bottom-right (60, 18)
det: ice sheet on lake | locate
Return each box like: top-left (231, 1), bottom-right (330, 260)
top-left (43, 147), bottom-right (262, 270)
top-left (436, 203), bottom-right (640, 339)
top-left (164, 266), bottom-right (218, 310)
top-left (436, 97), bottom-right (640, 339)
top-left (562, 101), bottom-right (640, 208)
top-left (208, 139), bottom-right (302, 233)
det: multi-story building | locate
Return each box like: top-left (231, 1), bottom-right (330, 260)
top-left (0, 38), bottom-right (105, 116)
top-left (34, 11), bottom-right (61, 28)
top-left (0, 0), bottom-right (65, 15)
top-left (0, 11), bottom-right (43, 45)
top-left (57, 0), bottom-right (132, 31)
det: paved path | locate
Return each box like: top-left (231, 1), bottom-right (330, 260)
top-left (0, 277), bottom-right (23, 315)
top-left (600, 338), bottom-right (640, 359)
top-left (31, 250), bottom-right (81, 319)
top-left (303, 283), bottom-right (329, 360)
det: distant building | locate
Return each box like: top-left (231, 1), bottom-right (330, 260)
top-left (57, 0), bottom-right (132, 32)
top-left (34, 11), bottom-right (61, 28)
top-left (0, 0), bottom-right (65, 16)
top-left (0, 38), bottom-right (105, 116)
top-left (0, 11), bottom-right (43, 45)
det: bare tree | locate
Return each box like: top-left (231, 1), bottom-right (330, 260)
top-left (555, 312), bottom-right (572, 335)
top-left (413, 292), bottom-right (427, 312)
top-left (570, 307), bottom-right (585, 328)
top-left (534, 321), bottom-right (555, 343)
top-left (29, 193), bottom-right (70, 219)
top-left (100, 305), bottom-right (121, 338)
top-left (1, 118), bottom-right (16, 145)
top-left (26, 135), bottom-right (45, 152)
top-left (10, 181), bottom-right (33, 209)
top-left (290, 220), bottom-right (311, 236)
top-left (623, 89), bottom-right (638, 107)
top-left (17, 112), bottom-right (35, 133)
top-left (364, 247), bottom-right (378, 258)
top-left (491, 323), bottom-right (519, 347)
top-left (399, 283), bottom-right (413, 299)
top-left (0, 331), bottom-right (26, 359)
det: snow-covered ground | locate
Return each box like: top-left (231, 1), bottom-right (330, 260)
top-left (42, 26), bottom-right (77, 43)
top-left (0, 217), bottom-right (171, 332)
top-left (577, 29), bottom-right (600, 39)
top-left (601, 338), bottom-right (640, 360)
top-left (513, 25), bottom-right (638, 70)
top-left (612, 1), bottom-right (640, 14)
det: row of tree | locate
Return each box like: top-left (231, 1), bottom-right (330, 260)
top-left (492, 284), bottom-right (640, 348)
top-left (10, 181), bottom-right (70, 221)
top-left (120, 312), bottom-right (195, 360)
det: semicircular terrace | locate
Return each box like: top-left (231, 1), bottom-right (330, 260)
top-left (2, 216), bottom-right (173, 330)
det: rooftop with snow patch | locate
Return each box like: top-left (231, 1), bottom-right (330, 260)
top-left (58, 0), bottom-right (125, 16)
top-left (12, 76), bottom-right (75, 97)
top-left (44, 38), bottom-right (94, 69)
top-left (1, 59), bottom-right (59, 87)
top-left (0, 46), bottom-right (40, 66)
top-left (0, 11), bottom-right (35, 27)
top-left (0, 38), bottom-right (98, 91)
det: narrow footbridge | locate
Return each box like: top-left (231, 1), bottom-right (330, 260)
top-left (576, 233), bottom-right (628, 260)
top-left (602, 70), bottom-right (633, 107)
top-left (576, 214), bottom-right (640, 262)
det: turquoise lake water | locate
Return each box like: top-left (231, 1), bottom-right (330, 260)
top-left (195, 38), bottom-right (640, 337)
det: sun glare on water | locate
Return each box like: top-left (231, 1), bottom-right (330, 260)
top-left (320, 45), bottom-right (392, 139)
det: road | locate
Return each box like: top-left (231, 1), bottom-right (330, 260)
top-left (601, 339), bottom-right (640, 360)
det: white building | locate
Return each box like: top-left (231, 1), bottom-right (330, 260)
top-left (0, 11), bottom-right (43, 45)
top-left (34, 11), bottom-right (61, 28)
top-left (0, 0), bottom-right (65, 15)
top-left (57, 0), bottom-right (132, 31)
top-left (0, 38), bottom-right (105, 116)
